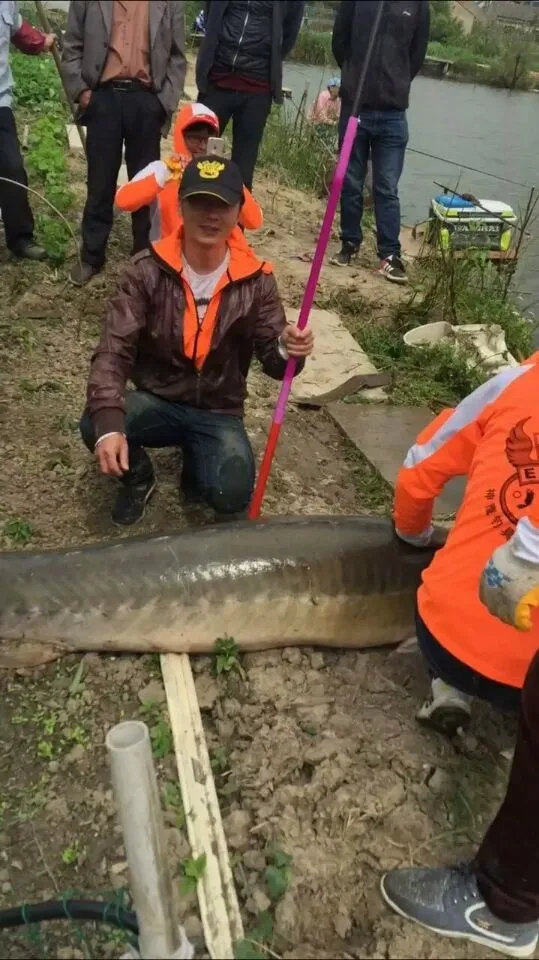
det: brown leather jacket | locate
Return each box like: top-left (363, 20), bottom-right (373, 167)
top-left (86, 231), bottom-right (303, 439)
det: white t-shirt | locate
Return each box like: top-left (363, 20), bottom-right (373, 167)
top-left (182, 251), bottom-right (289, 359)
top-left (182, 253), bottom-right (230, 323)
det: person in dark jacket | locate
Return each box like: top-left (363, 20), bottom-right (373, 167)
top-left (196, 0), bottom-right (305, 190)
top-left (0, 2), bottom-right (55, 261)
top-left (330, 1), bottom-right (429, 283)
top-left (80, 156), bottom-right (313, 526)
top-left (61, 1), bottom-right (186, 287)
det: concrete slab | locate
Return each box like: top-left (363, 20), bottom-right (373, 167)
top-left (286, 307), bottom-right (388, 406)
top-left (66, 123), bottom-right (84, 150)
top-left (327, 403), bottom-right (465, 517)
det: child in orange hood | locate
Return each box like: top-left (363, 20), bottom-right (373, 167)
top-left (115, 102), bottom-right (263, 243)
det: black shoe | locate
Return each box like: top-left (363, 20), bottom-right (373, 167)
top-left (11, 239), bottom-right (47, 261)
top-left (329, 242), bottom-right (359, 267)
top-left (377, 254), bottom-right (408, 284)
top-left (111, 476), bottom-right (156, 526)
top-left (70, 260), bottom-right (102, 286)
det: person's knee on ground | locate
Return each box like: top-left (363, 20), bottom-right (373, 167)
top-left (206, 452), bottom-right (254, 516)
top-left (190, 449), bottom-right (254, 517)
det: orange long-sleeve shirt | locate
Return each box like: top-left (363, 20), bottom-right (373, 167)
top-left (394, 353), bottom-right (539, 687)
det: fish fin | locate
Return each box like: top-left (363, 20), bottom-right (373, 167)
top-left (0, 639), bottom-right (64, 670)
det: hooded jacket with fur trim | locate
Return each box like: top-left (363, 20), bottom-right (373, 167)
top-left (115, 102), bottom-right (262, 241)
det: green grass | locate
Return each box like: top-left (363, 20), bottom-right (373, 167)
top-left (258, 105), bottom-right (336, 195)
top-left (323, 255), bottom-right (535, 415)
top-left (289, 29), bottom-right (335, 66)
top-left (427, 35), bottom-right (539, 90)
top-left (3, 518), bottom-right (34, 545)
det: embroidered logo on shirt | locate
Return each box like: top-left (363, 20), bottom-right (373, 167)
top-left (197, 160), bottom-right (225, 180)
top-left (483, 418), bottom-right (539, 539)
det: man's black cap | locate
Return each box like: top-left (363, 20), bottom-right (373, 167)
top-left (180, 155), bottom-right (244, 206)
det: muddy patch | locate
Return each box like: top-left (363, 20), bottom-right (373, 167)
top-left (200, 645), bottom-right (515, 959)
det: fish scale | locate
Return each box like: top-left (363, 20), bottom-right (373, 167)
top-left (0, 516), bottom-right (443, 668)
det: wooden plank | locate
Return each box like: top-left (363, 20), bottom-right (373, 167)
top-left (328, 403), bottom-right (465, 517)
top-left (161, 654), bottom-right (244, 960)
top-left (287, 307), bottom-right (388, 406)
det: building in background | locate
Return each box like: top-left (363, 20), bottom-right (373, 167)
top-left (450, 0), bottom-right (485, 35)
top-left (478, 0), bottom-right (539, 31)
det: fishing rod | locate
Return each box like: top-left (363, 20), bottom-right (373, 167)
top-left (289, 92), bottom-right (534, 192)
top-left (248, 1), bottom-right (385, 520)
top-left (408, 147), bottom-right (534, 190)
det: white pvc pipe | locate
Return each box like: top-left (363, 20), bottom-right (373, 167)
top-left (106, 721), bottom-right (180, 959)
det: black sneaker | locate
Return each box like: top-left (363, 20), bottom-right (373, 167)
top-left (70, 260), bottom-right (102, 286)
top-left (111, 476), bottom-right (156, 526)
top-left (329, 242), bottom-right (359, 267)
top-left (378, 254), bottom-right (408, 283)
top-left (11, 239), bottom-right (47, 261)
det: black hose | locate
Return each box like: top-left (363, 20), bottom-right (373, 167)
top-left (0, 898), bottom-right (139, 934)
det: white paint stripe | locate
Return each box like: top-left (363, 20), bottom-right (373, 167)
top-left (403, 365), bottom-right (532, 469)
top-left (464, 903), bottom-right (515, 945)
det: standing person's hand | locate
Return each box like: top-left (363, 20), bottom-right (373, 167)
top-left (95, 434), bottom-right (129, 478)
top-left (79, 89), bottom-right (92, 110)
top-left (42, 33), bottom-right (56, 52)
top-left (280, 325), bottom-right (314, 358)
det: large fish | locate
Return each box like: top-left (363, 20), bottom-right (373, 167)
top-left (0, 516), bottom-right (444, 668)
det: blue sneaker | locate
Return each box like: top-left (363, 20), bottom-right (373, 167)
top-left (381, 864), bottom-right (539, 958)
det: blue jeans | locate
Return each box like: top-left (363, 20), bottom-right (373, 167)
top-left (339, 104), bottom-right (408, 258)
top-left (80, 390), bottom-right (256, 515)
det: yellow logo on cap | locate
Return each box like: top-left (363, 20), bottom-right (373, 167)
top-left (197, 160), bottom-right (225, 180)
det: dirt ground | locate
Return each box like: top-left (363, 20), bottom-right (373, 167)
top-left (0, 136), bottom-right (519, 960)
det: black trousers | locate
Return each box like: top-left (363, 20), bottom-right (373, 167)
top-left (80, 84), bottom-right (164, 267)
top-left (0, 106), bottom-right (35, 251)
top-left (474, 650), bottom-right (539, 923)
top-left (198, 86), bottom-right (272, 190)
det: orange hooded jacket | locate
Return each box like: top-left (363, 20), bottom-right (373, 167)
top-left (115, 102), bottom-right (263, 242)
top-left (394, 354), bottom-right (539, 689)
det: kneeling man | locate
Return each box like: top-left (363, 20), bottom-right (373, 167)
top-left (80, 156), bottom-right (313, 525)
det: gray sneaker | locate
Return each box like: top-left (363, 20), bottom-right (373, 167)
top-left (416, 677), bottom-right (472, 736)
top-left (381, 864), bottom-right (539, 958)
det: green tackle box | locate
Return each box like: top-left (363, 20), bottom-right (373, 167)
top-left (429, 194), bottom-right (517, 252)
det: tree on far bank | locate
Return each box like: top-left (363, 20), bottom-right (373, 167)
top-left (429, 0), bottom-right (465, 45)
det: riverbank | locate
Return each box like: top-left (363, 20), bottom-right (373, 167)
top-left (0, 63), bottom-right (532, 960)
top-left (288, 27), bottom-right (539, 92)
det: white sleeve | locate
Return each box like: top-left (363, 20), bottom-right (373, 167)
top-left (512, 517), bottom-right (539, 565)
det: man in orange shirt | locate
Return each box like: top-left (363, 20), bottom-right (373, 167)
top-left (380, 534), bottom-right (539, 958)
top-left (392, 355), bottom-right (539, 735)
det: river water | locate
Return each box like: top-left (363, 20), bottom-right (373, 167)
top-left (39, 7), bottom-right (539, 309)
top-left (283, 63), bottom-right (539, 313)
